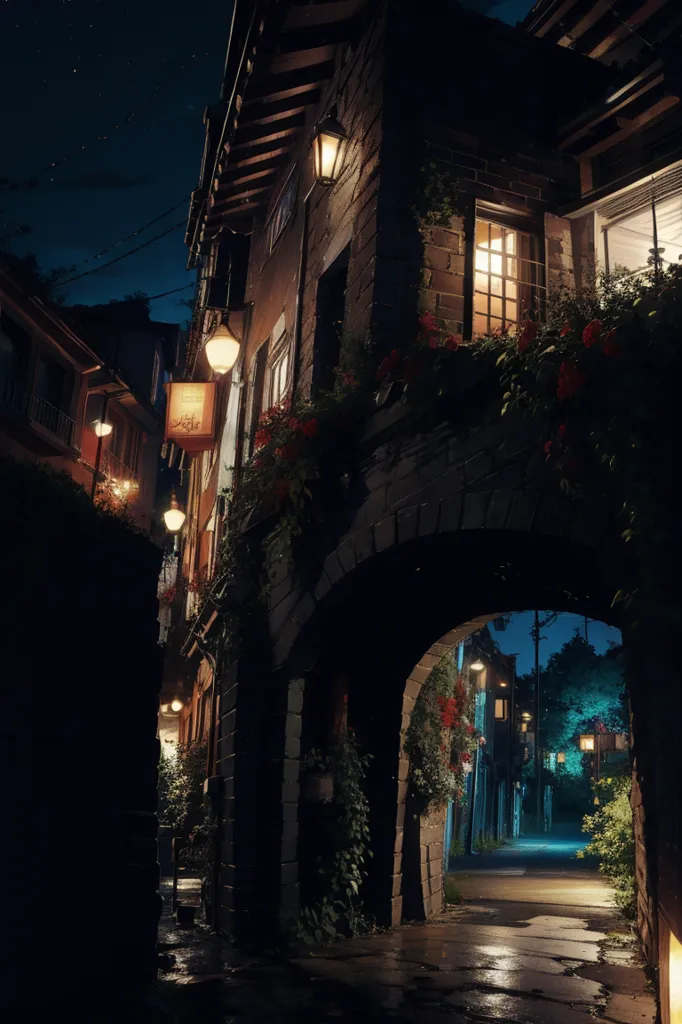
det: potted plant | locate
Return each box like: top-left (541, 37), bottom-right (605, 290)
top-left (301, 749), bottom-right (334, 803)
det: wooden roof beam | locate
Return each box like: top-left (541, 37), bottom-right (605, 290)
top-left (558, 72), bottom-right (664, 149)
top-left (588, 0), bottom-right (670, 59)
top-left (245, 60), bottom-right (335, 102)
top-left (577, 94), bottom-right (680, 158)
top-left (231, 110), bottom-right (306, 148)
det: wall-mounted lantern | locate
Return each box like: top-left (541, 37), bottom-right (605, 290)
top-left (579, 734), bottom-right (596, 752)
top-left (470, 660), bottom-right (485, 672)
top-left (312, 112), bottom-right (348, 186)
top-left (163, 491), bottom-right (186, 533)
top-left (205, 322), bottom-right (240, 376)
top-left (170, 698), bottom-right (184, 713)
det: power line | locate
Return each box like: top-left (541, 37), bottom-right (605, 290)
top-left (55, 220), bottom-right (186, 287)
top-left (59, 200), bottom-right (187, 275)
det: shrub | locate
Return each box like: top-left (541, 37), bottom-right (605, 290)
top-left (579, 776), bottom-right (636, 918)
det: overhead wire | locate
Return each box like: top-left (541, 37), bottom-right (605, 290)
top-left (54, 220), bottom-right (187, 286)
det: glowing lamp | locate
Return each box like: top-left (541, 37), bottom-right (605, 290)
top-left (160, 704), bottom-right (169, 714)
top-left (93, 419), bottom-right (113, 437)
top-left (163, 492), bottom-right (186, 533)
top-left (669, 927), bottom-right (682, 1022)
top-left (312, 114), bottom-right (348, 186)
top-left (170, 698), bottom-right (184, 713)
top-left (521, 712), bottom-right (532, 722)
top-left (205, 323), bottom-right (240, 375)
top-left (580, 734), bottom-right (596, 752)
top-left (470, 660), bottom-right (485, 672)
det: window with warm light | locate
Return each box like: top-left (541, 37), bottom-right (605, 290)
top-left (266, 314), bottom-right (290, 409)
top-left (603, 192), bottom-right (682, 278)
top-left (266, 171), bottom-right (298, 254)
top-left (474, 218), bottom-right (540, 337)
top-left (670, 926), bottom-right (682, 1023)
top-left (494, 698), bottom-right (509, 721)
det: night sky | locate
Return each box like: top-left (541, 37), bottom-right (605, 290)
top-left (1, 0), bottom-right (536, 325)
top-left (493, 612), bottom-right (622, 676)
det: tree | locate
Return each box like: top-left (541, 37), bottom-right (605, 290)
top-left (0, 249), bottom-right (68, 304)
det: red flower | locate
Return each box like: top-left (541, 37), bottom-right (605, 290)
top-left (274, 478), bottom-right (290, 502)
top-left (339, 370), bottom-right (358, 388)
top-left (517, 319), bottom-right (538, 353)
top-left (418, 311), bottom-right (439, 337)
top-left (603, 329), bottom-right (619, 357)
top-left (461, 752), bottom-right (471, 763)
top-left (376, 348), bottom-right (402, 380)
top-left (582, 319), bottom-right (602, 348)
top-left (275, 441), bottom-right (299, 461)
top-left (466, 724), bottom-right (475, 735)
top-left (254, 427), bottom-right (271, 450)
top-left (558, 423), bottom-right (567, 438)
top-left (544, 440), bottom-right (553, 455)
top-left (444, 334), bottom-right (461, 351)
top-left (560, 322), bottom-right (572, 338)
top-left (556, 360), bottom-right (587, 401)
top-left (301, 418), bottom-right (319, 438)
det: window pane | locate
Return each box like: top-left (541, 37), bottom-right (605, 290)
top-left (505, 231), bottom-right (516, 253)
top-left (490, 225), bottom-right (503, 251)
top-left (490, 253), bottom-right (502, 275)
top-left (490, 296), bottom-right (503, 319)
top-left (475, 271), bottom-right (489, 292)
top-left (490, 276), bottom-right (503, 296)
top-left (507, 257), bottom-right (517, 279)
top-left (474, 293), bottom-right (489, 314)
top-left (475, 249), bottom-right (489, 272)
top-left (475, 221), bottom-right (490, 247)
top-left (474, 313), bottom-right (488, 336)
top-left (505, 301), bottom-right (518, 324)
top-left (506, 280), bottom-right (517, 301)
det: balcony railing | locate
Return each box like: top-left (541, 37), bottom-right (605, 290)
top-left (100, 448), bottom-right (139, 485)
top-left (1, 377), bottom-right (75, 447)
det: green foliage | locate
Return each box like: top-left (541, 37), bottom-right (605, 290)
top-left (532, 633), bottom-right (626, 779)
top-left (578, 776), bottom-right (636, 918)
top-left (477, 265), bottom-right (682, 630)
top-left (157, 741), bottom-right (207, 836)
top-left (443, 875), bottom-right (463, 905)
top-left (405, 653), bottom-right (478, 811)
top-left (449, 835), bottom-right (465, 859)
top-left (298, 730), bottom-right (373, 943)
top-left (473, 836), bottom-right (506, 854)
top-left (414, 162), bottom-right (463, 227)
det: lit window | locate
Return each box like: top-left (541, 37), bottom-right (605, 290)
top-left (266, 172), bottom-right (297, 254)
top-left (266, 313), bottom-right (290, 408)
top-left (494, 698), bottom-right (508, 721)
top-left (603, 193), bottom-right (682, 278)
top-left (474, 218), bottom-right (539, 337)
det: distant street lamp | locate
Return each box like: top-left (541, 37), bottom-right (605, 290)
top-left (470, 660), bottom-right (485, 672)
top-left (312, 112), bottom-right (348, 186)
top-left (163, 491), bottom-right (186, 533)
top-left (205, 322), bottom-right (240, 376)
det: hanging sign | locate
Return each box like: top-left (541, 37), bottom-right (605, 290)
top-left (165, 382), bottom-right (217, 452)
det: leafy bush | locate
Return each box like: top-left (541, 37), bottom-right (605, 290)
top-left (444, 875), bottom-right (463, 905)
top-left (578, 776), bottom-right (636, 918)
top-left (158, 741), bottom-right (207, 835)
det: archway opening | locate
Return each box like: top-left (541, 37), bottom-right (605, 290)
top-left (292, 528), bottom-right (633, 933)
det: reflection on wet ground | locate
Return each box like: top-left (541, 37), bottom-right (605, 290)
top-left (149, 835), bottom-right (656, 1023)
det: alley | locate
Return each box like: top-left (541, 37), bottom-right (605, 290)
top-left (153, 835), bottom-right (656, 1024)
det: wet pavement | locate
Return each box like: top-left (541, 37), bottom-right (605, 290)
top-left (148, 834), bottom-right (657, 1023)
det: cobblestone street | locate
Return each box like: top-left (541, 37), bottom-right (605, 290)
top-left (147, 835), bottom-right (656, 1024)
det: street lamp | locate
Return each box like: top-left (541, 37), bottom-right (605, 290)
top-left (312, 112), bottom-right (348, 186)
top-left (163, 491), bottom-right (186, 533)
top-left (205, 322), bottom-right (240, 376)
top-left (93, 419), bottom-right (113, 437)
top-left (470, 660), bottom-right (485, 672)
top-left (170, 698), bottom-right (184, 713)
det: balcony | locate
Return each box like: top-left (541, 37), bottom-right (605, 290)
top-left (0, 376), bottom-right (76, 451)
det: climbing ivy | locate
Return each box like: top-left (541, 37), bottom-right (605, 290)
top-left (298, 730), bottom-right (373, 943)
top-left (405, 654), bottom-right (479, 812)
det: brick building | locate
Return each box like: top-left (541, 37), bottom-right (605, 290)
top-left (164, 2), bottom-right (682, 1017)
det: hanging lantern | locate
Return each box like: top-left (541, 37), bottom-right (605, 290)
top-left (163, 491), bottom-right (186, 533)
top-left (312, 113), bottom-right (348, 186)
top-left (170, 698), bottom-right (184, 713)
top-left (93, 419), bottom-right (113, 437)
top-left (205, 323), bottom-right (240, 375)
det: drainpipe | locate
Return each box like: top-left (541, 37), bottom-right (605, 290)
top-left (90, 392), bottom-right (110, 503)
top-left (196, 640), bottom-right (221, 932)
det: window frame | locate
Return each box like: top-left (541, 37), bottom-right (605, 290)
top-left (472, 204), bottom-right (545, 339)
top-left (265, 169), bottom-right (298, 255)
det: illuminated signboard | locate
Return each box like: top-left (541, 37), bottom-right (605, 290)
top-left (165, 382), bottom-right (217, 452)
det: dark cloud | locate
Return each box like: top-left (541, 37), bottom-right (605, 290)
top-left (54, 172), bottom-right (157, 190)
